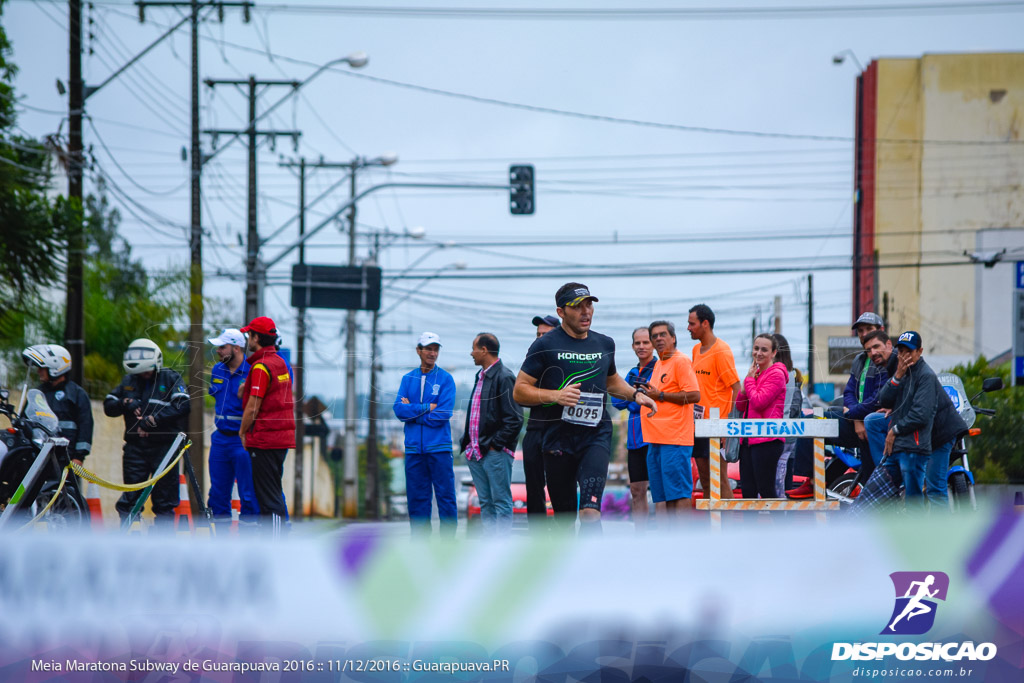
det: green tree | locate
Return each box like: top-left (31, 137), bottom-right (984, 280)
top-left (946, 357), bottom-right (1024, 484)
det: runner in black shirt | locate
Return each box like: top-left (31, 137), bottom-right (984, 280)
top-left (514, 282), bottom-right (657, 532)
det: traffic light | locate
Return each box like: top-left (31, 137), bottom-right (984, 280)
top-left (509, 164), bottom-right (534, 215)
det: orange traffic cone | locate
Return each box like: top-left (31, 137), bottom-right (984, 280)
top-left (86, 482), bottom-right (104, 531)
top-left (173, 473), bottom-right (194, 533)
top-left (230, 480), bottom-right (241, 535)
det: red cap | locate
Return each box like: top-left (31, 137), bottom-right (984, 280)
top-left (240, 316), bottom-right (277, 335)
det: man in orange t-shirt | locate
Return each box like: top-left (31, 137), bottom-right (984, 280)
top-left (687, 304), bottom-right (741, 500)
top-left (640, 320), bottom-right (701, 517)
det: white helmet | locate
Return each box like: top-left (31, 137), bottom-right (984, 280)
top-left (122, 338), bottom-right (163, 375)
top-left (22, 344), bottom-right (73, 378)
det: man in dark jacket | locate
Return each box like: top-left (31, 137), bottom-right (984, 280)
top-left (523, 314), bottom-right (559, 525)
top-left (862, 333), bottom-right (967, 510)
top-left (875, 331), bottom-right (939, 510)
top-left (104, 338), bottom-right (190, 525)
top-left (22, 344), bottom-right (93, 466)
top-left (461, 333), bottom-right (523, 535)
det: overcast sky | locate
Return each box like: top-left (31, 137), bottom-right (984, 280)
top-left (7, 0), bottom-right (1024, 402)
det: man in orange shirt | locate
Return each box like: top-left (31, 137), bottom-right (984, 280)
top-left (640, 320), bottom-right (701, 519)
top-left (687, 304), bottom-right (741, 500)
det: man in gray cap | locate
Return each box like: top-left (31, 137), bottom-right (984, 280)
top-left (790, 312), bottom-right (885, 498)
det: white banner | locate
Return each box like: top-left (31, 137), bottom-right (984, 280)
top-left (695, 418), bottom-right (838, 438)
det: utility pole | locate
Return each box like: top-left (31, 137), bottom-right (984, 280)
top-left (66, 0), bottom-right (84, 386)
top-left (294, 157), bottom-right (306, 519)
top-left (807, 274), bottom-right (815, 389)
top-left (203, 76), bottom-right (301, 323)
top-left (135, 0), bottom-right (251, 507)
top-left (366, 233), bottom-right (381, 520)
top-left (187, 0), bottom-right (203, 511)
top-left (344, 160), bottom-right (359, 518)
top-left (280, 156), bottom-right (363, 518)
top-left (773, 295), bottom-right (782, 334)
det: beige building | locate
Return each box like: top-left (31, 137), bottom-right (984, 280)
top-left (853, 52), bottom-right (1024, 371)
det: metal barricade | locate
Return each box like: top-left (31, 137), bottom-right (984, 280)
top-left (694, 407), bottom-right (840, 527)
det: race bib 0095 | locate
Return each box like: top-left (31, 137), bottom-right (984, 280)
top-left (561, 391), bottom-right (604, 427)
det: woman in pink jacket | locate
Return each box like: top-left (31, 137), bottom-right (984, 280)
top-left (735, 333), bottom-right (789, 499)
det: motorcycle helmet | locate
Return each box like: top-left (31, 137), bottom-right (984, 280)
top-left (122, 338), bottom-right (163, 375)
top-left (22, 344), bottom-right (73, 378)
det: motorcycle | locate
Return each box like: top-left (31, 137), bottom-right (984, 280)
top-left (939, 374), bottom-right (1003, 512)
top-left (0, 386), bottom-right (88, 530)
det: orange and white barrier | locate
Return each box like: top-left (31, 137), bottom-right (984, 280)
top-left (85, 481), bottom-right (104, 531)
top-left (230, 480), bottom-right (241, 534)
top-left (695, 408), bottom-right (840, 528)
top-left (173, 471), bottom-right (193, 533)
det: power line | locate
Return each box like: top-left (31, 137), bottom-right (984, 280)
top-left (87, 117), bottom-right (189, 195)
top-left (246, 1), bottom-right (1024, 20)
top-left (96, 5), bottom-right (1024, 147)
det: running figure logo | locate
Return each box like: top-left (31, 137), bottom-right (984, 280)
top-left (882, 571), bottom-right (950, 635)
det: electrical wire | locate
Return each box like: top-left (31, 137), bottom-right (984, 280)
top-left (95, 4), bottom-right (1024, 147)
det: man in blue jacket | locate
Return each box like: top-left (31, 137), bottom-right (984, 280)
top-left (207, 328), bottom-right (260, 525)
top-left (393, 332), bottom-right (457, 536)
top-left (610, 326), bottom-right (656, 531)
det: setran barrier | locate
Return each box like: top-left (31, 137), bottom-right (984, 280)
top-left (694, 408), bottom-right (840, 527)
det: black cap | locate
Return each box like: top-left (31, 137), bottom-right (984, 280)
top-left (532, 314), bottom-right (559, 328)
top-left (556, 285), bottom-right (599, 309)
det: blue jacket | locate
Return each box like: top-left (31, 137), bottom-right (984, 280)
top-left (843, 352), bottom-right (888, 421)
top-left (393, 365), bottom-right (456, 454)
top-left (209, 358), bottom-right (250, 433)
top-left (610, 359), bottom-right (655, 450)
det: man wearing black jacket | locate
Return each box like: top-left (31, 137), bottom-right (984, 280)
top-left (461, 333), bottom-right (523, 535)
top-left (104, 338), bottom-right (191, 525)
top-left (875, 331), bottom-right (943, 511)
top-left (862, 331), bottom-right (967, 510)
top-left (22, 344), bottom-right (93, 466)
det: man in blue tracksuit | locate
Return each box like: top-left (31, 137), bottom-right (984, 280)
top-left (610, 326), bottom-right (656, 531)
top-left (207, 328), bottom-right (260, 524)
top-left (393, 332), bottom-right (458, 537)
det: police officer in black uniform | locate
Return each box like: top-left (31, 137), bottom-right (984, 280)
top-left (21, 344), bottom-right (94, 466)
top-left (103, 338), bottom-right (190, 525)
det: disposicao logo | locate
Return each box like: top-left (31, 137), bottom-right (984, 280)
top-left (883, 571), bottom-right (948, 635)
top-left (831, 571), bottom-right (998, 662)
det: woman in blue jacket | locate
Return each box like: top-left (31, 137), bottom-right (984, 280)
top-left (393, 332), bottom-right (457, 536)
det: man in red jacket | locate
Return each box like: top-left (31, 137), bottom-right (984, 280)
top-left (239, 316), bottom-right (296, 532)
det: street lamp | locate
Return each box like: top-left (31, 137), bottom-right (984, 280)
top-left (832, 49), bottom-right (865, 71)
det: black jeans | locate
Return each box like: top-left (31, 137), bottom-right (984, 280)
top-left (249, 448), bottom-right (288, 520)
top-left (522, 429), bottom-right (547, 517)
top-left (739, 440), bottom-right (785, 499)
top-left (116, 440), bottom-right (180, 522)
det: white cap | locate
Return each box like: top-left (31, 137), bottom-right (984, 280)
top-left (208, 328), bottom-right (246, 348)
top-left (417, 332), bottom-right (442, 347)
